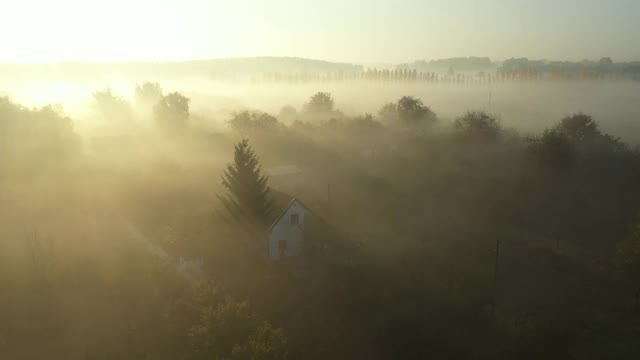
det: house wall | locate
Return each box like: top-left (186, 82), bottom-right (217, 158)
top-left (268, 200), bottom-right (307, 260)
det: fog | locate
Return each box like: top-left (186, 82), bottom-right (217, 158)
top-left (6, 76), bottom-right (640, 143)
top-left (2, 59), bottom-right (640, 359)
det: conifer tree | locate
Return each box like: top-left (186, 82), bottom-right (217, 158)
top-left (219, 139), bottom-right (273, 227)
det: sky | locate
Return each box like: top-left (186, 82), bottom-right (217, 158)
top-left (1, 0), bottom-right (639, 64)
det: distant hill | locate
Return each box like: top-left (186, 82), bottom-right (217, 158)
top-left (3, 56), bottom-right (639, 82)
top-left (0, 57), bottom-right (364, 82)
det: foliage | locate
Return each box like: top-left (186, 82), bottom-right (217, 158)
top-left (190, 300), bottom-right (254, 358)
top-left (219, 139), bottom-right (273, 227)
top-left (453, 111), bottom-right (501, 142)
top-left (378, 102), bottom-right (398, 122)
top-left (535, 129), bottom-right (576, 172)
top-left (93, 86), bottom-right (133, 123)
top-left (277, 105), bottom-right (298, 123)
top-left (0, 97), bottom-right (79, 167)
top-left (4, 90), bottom-right (640, 359)
top-left (555, 113), bottom-right (602, 144)
top-left (531, 113), bottom-right (626, 173)
top-left (135, 82), bottom-right (163, 108)
top-left (303, 92), bottom-right (335, 115)
top-left (616, 218), bottom-right (640, 307)
top-left (229, 111), bottom-right (280, 134)
top-left (349, 113), bottom-right (382, 131)
top-left (153, 92), bottom-right (190, 132)
top-left (174, 281), bottom-right (288, 360)
top-left (396, 96), bottom-right (436, 125)
top-left (232, 322), bottom-right (288, 360)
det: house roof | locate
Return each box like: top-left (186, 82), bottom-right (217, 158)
top-left (266, 165), bottom-right (302, 177)
top-left (265, 194), bottom-right (359, 255)
top-left (267, 197), bottom-right (310, 233)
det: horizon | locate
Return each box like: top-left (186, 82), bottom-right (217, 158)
top-left (1, 55), bottom-right (638, 67)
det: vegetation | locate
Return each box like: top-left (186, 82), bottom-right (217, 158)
top-left (153, 92), bottom-right (190, 133)
top-left (134, 82), bottom-right (164, 110)
top-left (617, 220), bottom-right (640, 311)
top-left (396, 96), bottom-right (436, 125)
top-left (219, 139), bottom-right (273, 228)
top-left (454, 111), bottom-right (501, 142)
top-left (228, 111), bottom-right (280, 134)
top-left (93, 87), bottom-right (133, 124)
top-left (2, 87), bottom-right (640, 360)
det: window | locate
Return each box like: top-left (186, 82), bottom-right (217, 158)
top-left (290, 213), bottom-right (299, 225)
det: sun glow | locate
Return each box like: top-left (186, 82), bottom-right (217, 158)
top-left (2, 0), bottom-right (640, 64)
top-left (0, 0), bottom-right (247, 63)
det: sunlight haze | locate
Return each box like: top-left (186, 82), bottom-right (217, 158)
top-left (3, 1), bottom-right (640, 359)
top-left (2, 0), bottom-right (639, 63)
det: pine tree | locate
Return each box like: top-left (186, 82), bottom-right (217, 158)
top-left (219, 139), bottom-right (273, 227)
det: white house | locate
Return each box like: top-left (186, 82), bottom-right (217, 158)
top-left (266, 198), bottom-right (309, 261)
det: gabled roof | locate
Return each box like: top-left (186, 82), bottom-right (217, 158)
top-left (266, 165), bottom-right (303, 177)
top-left (265, 196), bottom-right (359, 256)
top-left (267, 197), bottom-right (310, 232)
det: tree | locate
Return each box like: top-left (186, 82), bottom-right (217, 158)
top-left (190, 299), bottom-right (287, 360)
top-left (453, 111), bottom-right (501, 142)
top-left (349, 113), bottom-right (382, 132)
top-left (134, 82), bottom-right (163, 109)
top-left (170, 281), bottom-right (288, 360)
top-left (554, 113), bottom-right (601, 144)
top-left (277, 105), bottom-right (298, 124)
top-left (378, 103), bottom-right (398, 122)
top-left (153, 92), bottom-right (190, 133)
top-left (0, 97), bottom-right (79, 166)
top-left (219, 139), bottom-right (273, 227)
top-left (228, 111), bottom-right (280, 134)
top-left (93, 86), bottom-right (133, 124)
top-left (397, 96), bottom-right (436, 125)
top-left (616, 218), bottom-right (640, 311)
top-left (232, 322), bottom-right (288, 360)
top-left (303, 92), bottom-right (334, 115)
top-left (535, 129), bottom-right (575, 172)
top-left (551, 113), bottom-right (623, 155)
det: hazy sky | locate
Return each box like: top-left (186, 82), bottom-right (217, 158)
top-left (2, 0), bottom-right (639, 64)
